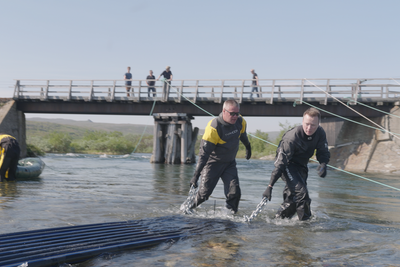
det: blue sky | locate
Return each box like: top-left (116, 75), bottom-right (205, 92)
top-left (1, 0), bottom-right (399, 132)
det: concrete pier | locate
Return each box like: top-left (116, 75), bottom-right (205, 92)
top-left (150, 113), bottom-right (198, 164)
top-left (328, 104), bottom-right (400, 174)
top-left (0, 100), bottom-right (26, 158)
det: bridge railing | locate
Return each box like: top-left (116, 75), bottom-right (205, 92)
top-left (13, 78), bottom-right (400, 104)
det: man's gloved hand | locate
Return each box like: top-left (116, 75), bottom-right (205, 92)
top-left (262, 186), bottom-right (273, 201)
top-left (245, 143), bottom-right (252, 160)
top-left (190, 175), bottom-right (199, 188)
top-left (317, 163), bottom-right (327, 178)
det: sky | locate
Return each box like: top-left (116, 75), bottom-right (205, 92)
top-left (1, 0), bottom-right (399, 132)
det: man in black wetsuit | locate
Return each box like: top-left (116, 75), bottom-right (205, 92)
top-left (0, 134), bottom-right (21, 182)
top-left (263, 108), bottom-right (330, 220)
top-left (189, 99), bottom-right (252, 214)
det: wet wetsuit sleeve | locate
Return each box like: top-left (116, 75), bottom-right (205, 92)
top-left (268, 139), bottom-right (296, 187)
top-left (316, 129), bottom-right (330, 164)
top-left (192, 121), bottom-right (218, 179)
top-left (0, 135), bottom-right (6, 168)
top-left (239, 117), bottom-right (250, 147)
top-left (0, 147), bottom-right (4, 168)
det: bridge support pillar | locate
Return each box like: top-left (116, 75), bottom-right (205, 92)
top-left (0, 100), bottom-right (27, 158)
top-left (150, 113), bottom-right (198, 164)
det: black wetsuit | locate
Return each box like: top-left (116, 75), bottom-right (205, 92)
top-left (0, 134), bottom-right (21, 182)
top-left (191, 113), bottom-right (250, 213)
top-left (268, 125), bottom-right (330, 220)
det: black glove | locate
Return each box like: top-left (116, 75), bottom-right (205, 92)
top-left (262, 186), bottom-right (273, 201)
top-left (245, 143), bottom-right (252, 160)
top-left (190, 175), bottom-right (200, 188)
top-left (317, 163), bottom-right (327, 178)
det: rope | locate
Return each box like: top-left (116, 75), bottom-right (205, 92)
top-left (309, 158), bottom-right (400, 192)
top-left (304, 79), bottom-right (400, 140)
top-left (131, 100), bottom-right (157, 154)
top-left (346, 98), bottom-right (400, 119)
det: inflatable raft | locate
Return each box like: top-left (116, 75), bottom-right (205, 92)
top-left (16, 157), bottom-right (45, 179)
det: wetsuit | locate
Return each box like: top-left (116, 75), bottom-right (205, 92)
top-left (190, 113), bottom-right (250, 213)
top-left (268, 125), bottom-right (330, 220)
top-left (0, 134), bottom-right (21, 182)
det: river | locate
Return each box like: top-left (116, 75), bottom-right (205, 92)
top-left (1, 153), bottom-right (399, 266)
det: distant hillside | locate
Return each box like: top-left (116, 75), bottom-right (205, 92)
top-left (26, 118), bottom-right (154, 139)
top-left (26, 117), bottom-right (281, 142)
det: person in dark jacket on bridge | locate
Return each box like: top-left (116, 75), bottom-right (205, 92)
top-left (0, 134), bottom-right (21, 182)
top-left (157, 66), bottom-right (173, 101)
top-left (262, 107), bottom-right (330, 220)
top-left (124, 66), bottom-right (132, 97)
top-left (189, 99), bottom-right (252, 214)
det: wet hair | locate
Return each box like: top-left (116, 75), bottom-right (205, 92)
top-left (303, 107), bottom-right (321, 122)
top-left (223, 99), bottom-right (240, 110)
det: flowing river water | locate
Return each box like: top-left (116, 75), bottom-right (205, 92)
top-left (1, 153), bottom-right (400, 266)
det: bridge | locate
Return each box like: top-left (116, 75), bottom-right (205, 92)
top-left (12, 78), bottom-right (400, 117)
top-left (5, 78), bottom-right (400, 165)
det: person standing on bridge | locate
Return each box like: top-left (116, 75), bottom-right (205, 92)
top-left (124, 66), bottom-right (132, 97)
top-left (250, 69), bottom-right (260, 98)
top-left (188, 99), bottom-right (252, 214)
top-left (157, 66), bottom-right (173, 101)
top-left (146, 70), bottom-right (156, 97)
top-left (0, 134), bottom-right (21, 182)
top-left (262, 107), bottom-right (330, 220)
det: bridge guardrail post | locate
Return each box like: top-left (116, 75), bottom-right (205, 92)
top-left (178, 80), bottom-right (184, 103)
top-left (68, 80), bottom-right (72, 101)
top-left (300, 79), bottom-right (304, 104)
top-left (194, 80), bottom-right (199, 103)
top-left (13, 80), bottom-right (20, 99)
top-left (89, 80), bottom-right (94, 102)
top-left (219, 80), bottom-right (224, 103)
top-left (324, 79), bottom-right (330, 105)
top-left (269, 80), bottom-right (275, 104)
top-left (43, 80), bottom-right (49, 101)
top-left (356, 79), bottom-right (361, 101)
top-left (138, 81), bottom-right (142, 102)
top-left (239, 80), bottom-right (244, 103)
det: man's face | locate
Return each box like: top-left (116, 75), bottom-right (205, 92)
top-left (222, 105), bottom-right (240, 124)
top-left (302, 114), bottom-right (319, 136)
top-left (150, 71), bottom-right (153, 75)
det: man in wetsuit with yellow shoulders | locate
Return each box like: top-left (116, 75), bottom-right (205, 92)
top-left (0, 134), bottom-right (21, 182)
top-left (189, 99), bottom-right (252, 214)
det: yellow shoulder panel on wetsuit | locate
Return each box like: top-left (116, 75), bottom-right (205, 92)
top-left (0, 134), bottom-right (15, 142)
top-left (240, 116), bottom-right (247, 134)
top-left (0, 147), bottom-right (5, 170)
top-left (202, 119), bottom-right (226, 145)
